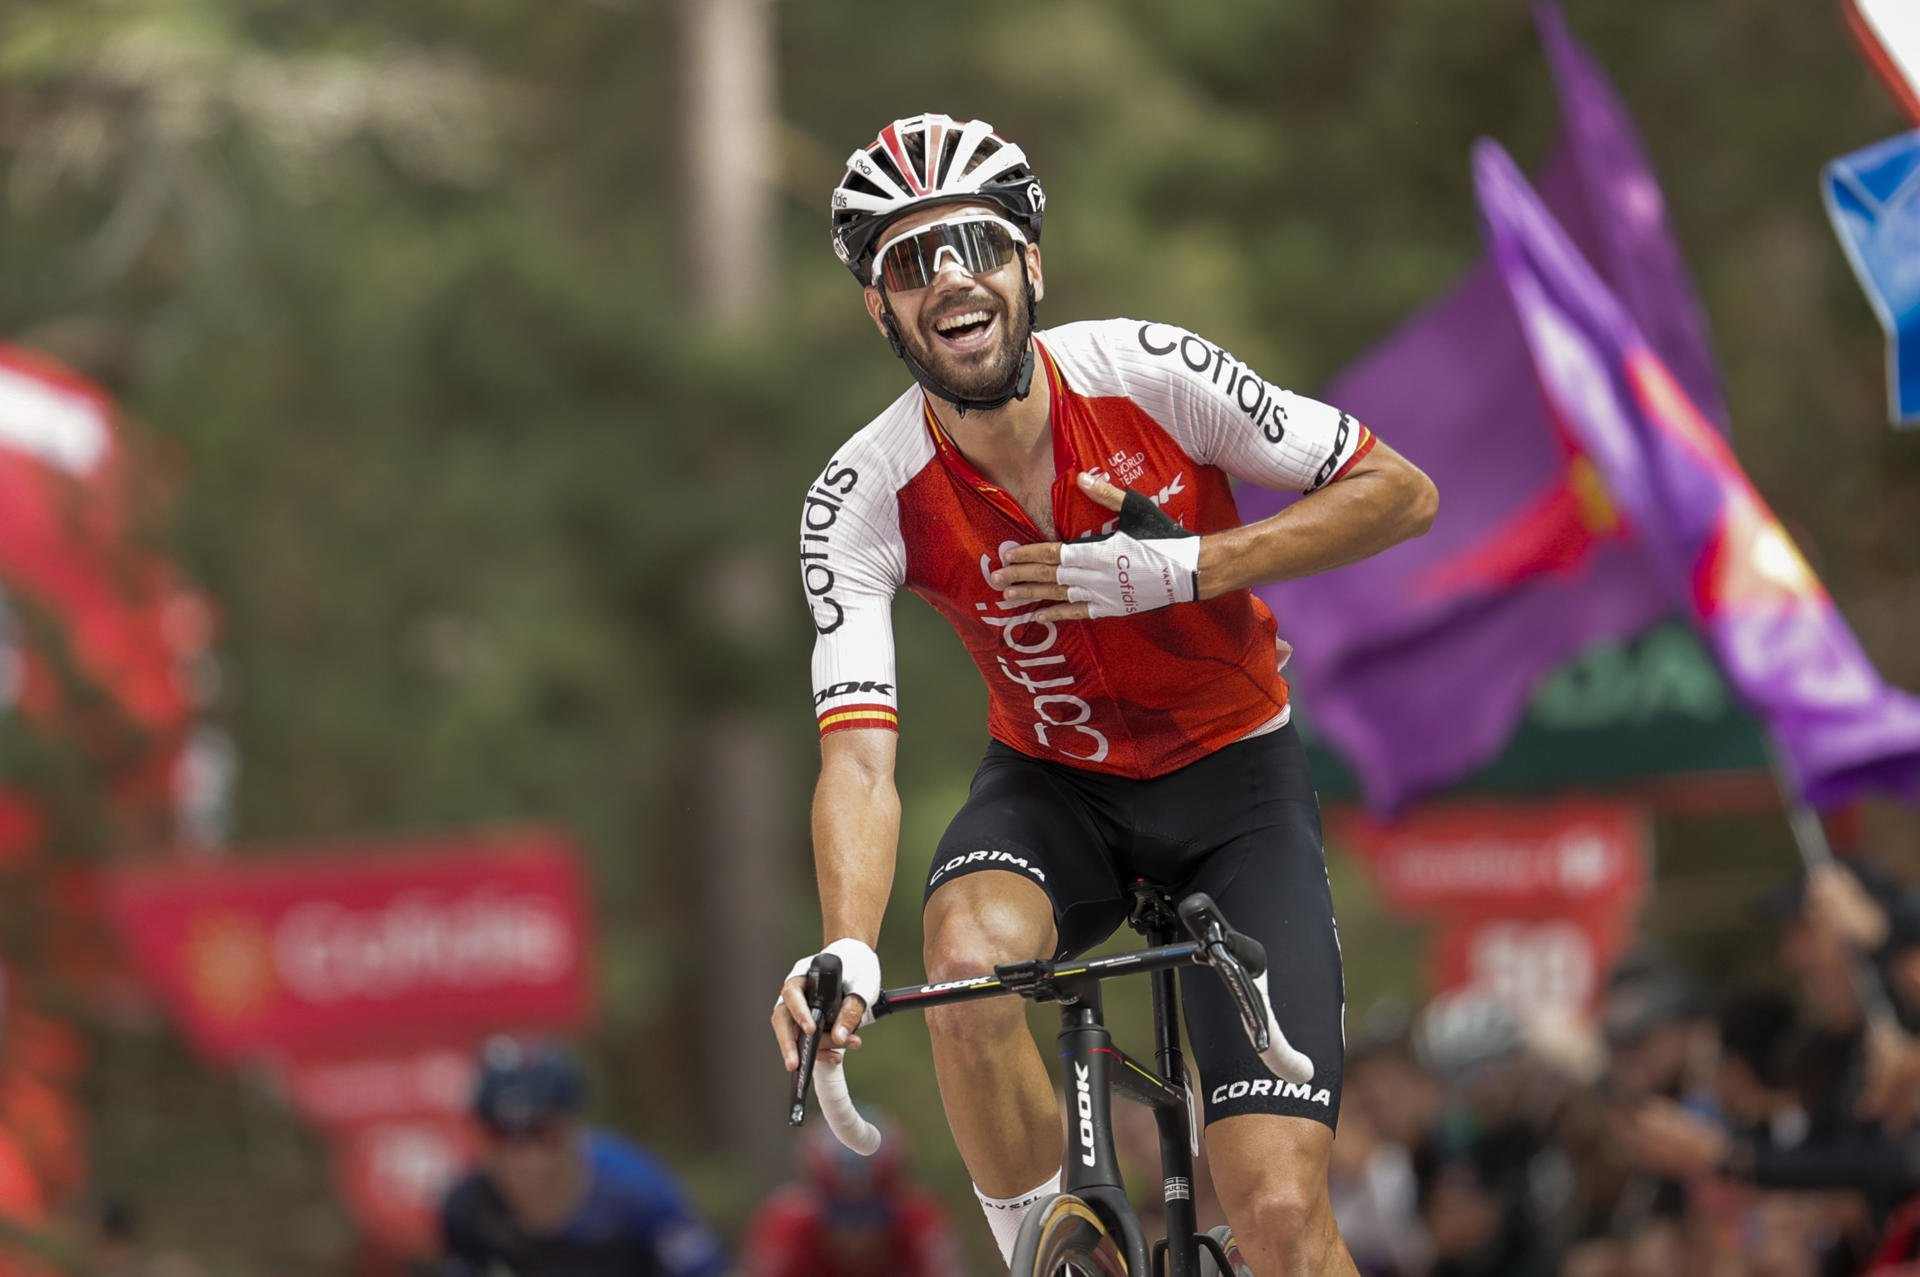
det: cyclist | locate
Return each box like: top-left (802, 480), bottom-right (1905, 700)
top-left (771, 112), bottom-right (1437, 1275)
top-left (742, 1121), bottom-right (963, 1277)
top-left (438, 1038), bottom-right (728, 1277)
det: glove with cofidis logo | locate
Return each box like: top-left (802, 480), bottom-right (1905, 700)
top-left (1056, 490), bottom-right (1200, 618)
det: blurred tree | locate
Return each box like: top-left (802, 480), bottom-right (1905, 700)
top-left (0, 0), bottom-right (1914, 1271)
top-left (676, 0), bottom-right (791, 1192)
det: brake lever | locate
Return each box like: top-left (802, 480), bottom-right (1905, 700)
top-left (1209, 942), bottom-right (1272, 1053)
top-left (788, 953), bottom-right (844, 1126)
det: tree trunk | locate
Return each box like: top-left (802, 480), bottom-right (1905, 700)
top-left (677, 0), bottom-right (791, 1189)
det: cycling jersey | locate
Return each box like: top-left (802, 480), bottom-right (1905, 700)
top-left (802, 318), bottom-right (1376, 779)
top-left (439, 1130), bottom-right (727, 1277)
top-left (742, 1185), bottom-right (963, 1277)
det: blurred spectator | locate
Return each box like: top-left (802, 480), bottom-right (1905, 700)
top-left (1621, 863), bottom-right (1920, 1277)
top-left (1359, 999), bottom-right (1561, 1276)
top-left (1412, 1117), bottom-right (1558, 1277)
top-left (1601, 955), bottom-right (1712, 1104)
top-left (1329, 1103), bottom-right (1423, 1276)
top-left (742, 1120), bottom-right (961, 1277)
top-left (437, 1038), bottom-right (727, 1277)
top-left (1802, 865), bottom-right (1920, 1133)
top-left (1336, 1016), bottom-right (1435, 1275)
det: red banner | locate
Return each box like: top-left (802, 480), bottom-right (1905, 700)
top-left (1334, 799), bottom-right (1650, 1019)
top-left (103, 829), bottom-right (595, 1062)
top-left (273, 1048), bottom-right (486, 1258)
top-left (327, 1113), bottom-right (480, 1259)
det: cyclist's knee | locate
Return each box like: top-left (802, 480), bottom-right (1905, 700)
top-left (922, 873), bottom-right (1053, 986)
top-left (1209, 1114), bottom-right (1339, 1264)
top-left (1225, 1176), bottom-right (1324, 1240)
top-left (1219, 1173), bottom-right (1337, 1270)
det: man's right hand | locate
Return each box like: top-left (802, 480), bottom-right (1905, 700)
top-left (771, 938), bottom-right (882, 1072)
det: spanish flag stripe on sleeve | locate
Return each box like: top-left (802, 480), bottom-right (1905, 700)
top-left (817, 703), bottom-right (901, 736)
top-left (1328, 425), bottom-right (1376, 485)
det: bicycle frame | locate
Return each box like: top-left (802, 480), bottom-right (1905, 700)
top-left (869, 892), bottom-right (1232, 1277)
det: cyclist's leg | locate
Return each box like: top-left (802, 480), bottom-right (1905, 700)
top-left (1205, 1115), bottom-right (1355, 1277)
top-left (921, 869), bottom-right (1060, 1196)
top-left (922, 745), bottom-right (1127, 1244)
top-left (1168, 727), bottom-right (1356, 1275)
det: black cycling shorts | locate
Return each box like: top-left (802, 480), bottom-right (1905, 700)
top-left (922, 722), bottom-right (1344, 1130)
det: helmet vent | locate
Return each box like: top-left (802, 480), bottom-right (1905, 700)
top-left (867, 146), bottom-right (908, 194)
top-left (840, 171), bottom-right (887, 202)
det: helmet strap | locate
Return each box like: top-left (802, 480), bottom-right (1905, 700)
top-left (879, 260), bottom-right (1038, 416)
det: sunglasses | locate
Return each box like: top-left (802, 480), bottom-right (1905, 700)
top-left (869, 214), bottom-right (1029, 293)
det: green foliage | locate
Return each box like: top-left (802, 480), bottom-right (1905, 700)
top-left (2, 0), bottom-right (1918, 1269)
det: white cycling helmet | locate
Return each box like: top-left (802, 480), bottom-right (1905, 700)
top-left (830, 113), bottom-right (1046, 284)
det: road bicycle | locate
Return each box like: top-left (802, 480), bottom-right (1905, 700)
top-left (788, 884), bottom-right (1313, 1276)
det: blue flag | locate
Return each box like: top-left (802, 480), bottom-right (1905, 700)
top-left (1823, 130), bottom-right (1920, 428)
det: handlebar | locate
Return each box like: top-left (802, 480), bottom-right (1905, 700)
top-left (788, 954), bottom-right (884, 1155)
top-left (814, 1050), bottom-right (883, 1155)
top-left (787, 954), bottom-right (841, 1126)
top-left (1178, 892), bottom-right (1313, 1085)
top-left (789, 891), bottom-right (1312, 1155)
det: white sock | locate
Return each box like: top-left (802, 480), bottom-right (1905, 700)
top-left (974, 1170), bottom-right (1062, 1268)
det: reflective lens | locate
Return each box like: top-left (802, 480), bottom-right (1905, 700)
top-left (873, 217), bottom-right (1025, 293)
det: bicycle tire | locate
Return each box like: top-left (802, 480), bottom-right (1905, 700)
top-left (1009, 1193), bottom-right (1131, 1276)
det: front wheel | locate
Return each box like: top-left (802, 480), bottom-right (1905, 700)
top-left (1196, 1224), bottom-right (1253, 1276)
top-left (1010, 1194), bottom-right (1130, 1276)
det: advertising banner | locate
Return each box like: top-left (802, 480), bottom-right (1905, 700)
top-left (1333, 798), bottom-right (1649, 1020)
top-left (272, 1046), bottom-right (486, 1258)
top-left (107, 832), bottom-right (596, 1256)
top-left (326, 1112), bottom-right (480, 1259)
top-left (104, 829), bottom-right (595, 1062)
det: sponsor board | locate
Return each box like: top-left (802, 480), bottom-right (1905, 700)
top-left (1332, 798), bottom-right (1648, 1019)
top-left (105, 829), bottom-right (594, 1061)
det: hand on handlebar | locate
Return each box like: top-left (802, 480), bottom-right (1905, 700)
top-left (771, 938), bottom-right (880, 1071)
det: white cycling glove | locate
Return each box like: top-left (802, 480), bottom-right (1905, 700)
top-left (783, 937), bottom-right (881, 1027)
top-left (1057, 491), bottom-right (1200, 618)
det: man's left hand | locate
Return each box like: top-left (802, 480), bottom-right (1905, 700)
top-left (991, 472), bottom-right (1200, 623)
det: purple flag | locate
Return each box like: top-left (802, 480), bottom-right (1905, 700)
top-left (1245, 2), bottom-right (1720, 812)
top-left (1476, 140), bottom-right (1920, 808)
top-left (1535, 0), bottom-right (1725, 431)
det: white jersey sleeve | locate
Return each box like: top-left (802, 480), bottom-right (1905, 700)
top-left (801, 453), bottom-right (905, 737)
top-left (1099, 320), bottom-right (1375, 493)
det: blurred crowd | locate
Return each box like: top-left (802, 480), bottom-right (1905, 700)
top-left (1310, 857), bottom-right (1920, 1277)
top-left (408, 852), bottom-right (1920, 1277)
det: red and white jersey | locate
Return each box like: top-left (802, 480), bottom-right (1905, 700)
top-left (801, 318), bottom-right (1376, 780)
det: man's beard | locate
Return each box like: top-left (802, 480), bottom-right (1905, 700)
top-left (904, 287), bottom-right (1033, 403)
